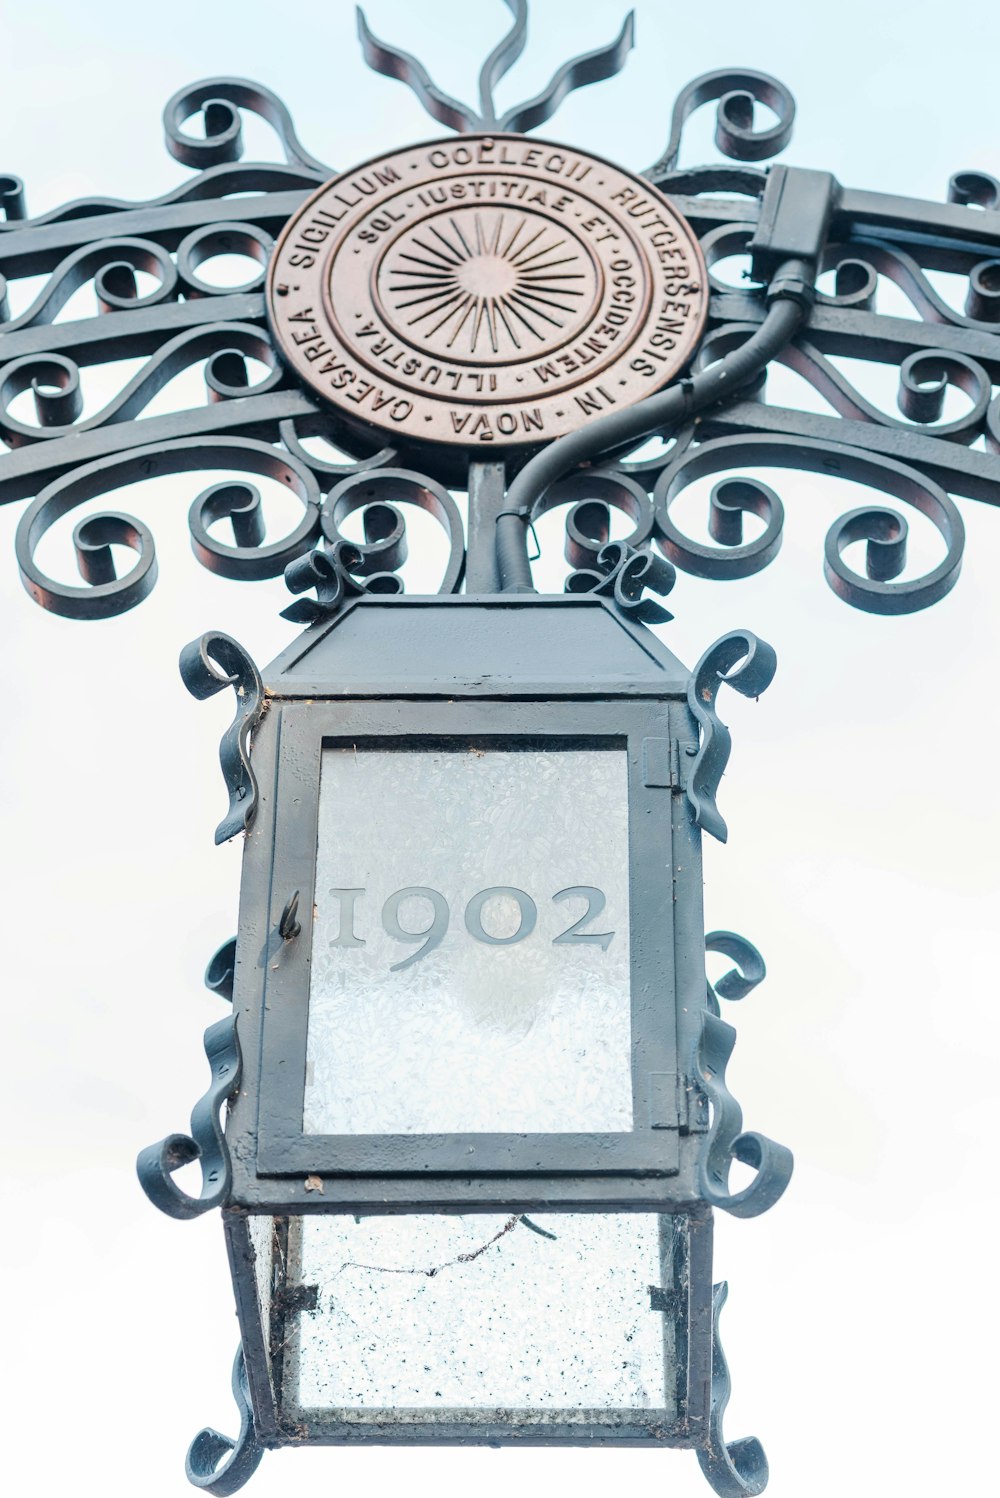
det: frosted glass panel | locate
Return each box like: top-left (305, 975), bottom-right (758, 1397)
top-left (304, 746), bottom-right (632, 1134)
top-left (286, 1213), bottom-right (677, 1421)
top-left (246, 1215), bottom-right (277, 1400)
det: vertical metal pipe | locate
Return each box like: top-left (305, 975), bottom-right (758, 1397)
top-left (465, 461), bottom-right (507, 593)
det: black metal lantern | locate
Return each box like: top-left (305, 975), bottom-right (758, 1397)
top-left (138, 586), bottom-right (789, 1493)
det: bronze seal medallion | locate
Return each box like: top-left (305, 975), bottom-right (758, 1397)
top-left (268, 134), bottom-right (708, 460)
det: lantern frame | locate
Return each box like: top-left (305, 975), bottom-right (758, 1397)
top-left (227, 593), bottom-right (712, 1214)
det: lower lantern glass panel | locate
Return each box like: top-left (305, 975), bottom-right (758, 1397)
top-left (245, 1213), bottom-right (277, 1404)
top-left (304, 744), bottom-right (633, 1135)
top-left (281, 1213), bottom-right (680, 1429)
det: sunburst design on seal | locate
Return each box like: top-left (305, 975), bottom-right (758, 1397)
top-left (383, 210), bottom-right (591, 357)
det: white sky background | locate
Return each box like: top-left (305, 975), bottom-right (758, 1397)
top-left (1, 0), bottom-right (998, 1493)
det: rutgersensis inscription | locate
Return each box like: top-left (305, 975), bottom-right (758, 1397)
top-left (267, 135), bottom-right (708, 455)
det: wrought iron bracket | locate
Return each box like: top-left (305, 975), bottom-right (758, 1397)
top-left (185, 1345), bottom-right (264, 1495)
top-left (698, 1282), bottom-right (770, 1498)
top-left (136, 1012), bottom-right (241, 1220)
top-left (686, 631), bottom-right (777, 844)
top-left (179, 632), bottom-right (265, 845)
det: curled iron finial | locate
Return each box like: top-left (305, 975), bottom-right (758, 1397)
top-left (695, 929), bottom-right (792, 1220)
top-left (565, 540), bottom-right (675, 623)
top-left (185, 1346), bottom-right (264, 1495)
top-left (698, 1283), bottom-right (770, 1497)
top-left (163, 76), bottom-right (330, 175)
top-left (686, 631), bottom-right (777, 844)
top-left (205, 937), bottom-right (237, 1004)
top-left (357, 1), bottom-right (635, 135)
top-left (178, 632), bottom-right (265, 845)
top-left (136, 1014), bottom-right (241, 1220)
top-left (695, 1003), bottom-right (793, 1219)
top-left (705, 929), bottom-right (766, 1014)
top-left (280, 543), bottom-right (372, 626)
top-left (648, 68), bottom-right (795, 180)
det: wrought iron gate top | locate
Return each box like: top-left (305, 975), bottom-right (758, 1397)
top-left (0, 1), bottom-right (996, 624)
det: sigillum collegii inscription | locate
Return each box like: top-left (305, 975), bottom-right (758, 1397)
top-left (267, 134), bottom-right (708, 456)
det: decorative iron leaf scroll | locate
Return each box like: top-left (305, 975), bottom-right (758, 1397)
top-left (0, 4), bottom-right (997, 625)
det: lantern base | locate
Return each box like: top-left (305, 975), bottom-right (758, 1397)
top-left (226, 1207), bottom-right (714, 1449)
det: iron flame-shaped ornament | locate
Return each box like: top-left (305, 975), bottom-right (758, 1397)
top-left (4, 1), bottom-right (1000, 1495)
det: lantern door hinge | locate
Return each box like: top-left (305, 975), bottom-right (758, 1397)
top-left (642, 736), bottom-right (698, 791)
top-left (676, 1071), bottom-right (710, 1134)
top-left (648, 1071), bottom-right (709, 1132)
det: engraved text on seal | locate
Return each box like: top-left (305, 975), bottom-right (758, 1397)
top-left (267, 135), bottom-right (708, 456)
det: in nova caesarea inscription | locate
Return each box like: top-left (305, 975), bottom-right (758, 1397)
top-left (267, 135), bottom-right (707, 460)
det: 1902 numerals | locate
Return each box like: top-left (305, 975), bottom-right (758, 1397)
top-left (326, 885), bottom-right (614, 971)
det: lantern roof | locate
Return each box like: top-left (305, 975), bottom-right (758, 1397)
top-left (263, 594), bottom-right (692, 699)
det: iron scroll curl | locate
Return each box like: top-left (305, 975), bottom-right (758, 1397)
top-left (698, 1282), bottom-right (770, 1498)
top-left (694, 930), bottom-right (793, 1220)
top-left (136, 1013), bottom-right (242, 1221)
top-left (685, 630), bottom-right (778, 845)
top-left (178, 631), bottom-right (265, 846)
top-left (320, 467), bottom-right (467, 597)
top-left (705, 929), bottom-right (767, 1010)
top-left (654, 433), bottom-right (966, 616)
top-left (185, 1346), bottom-right (265, 1495)
top-left (163, 76), bottom-right (331, 175)
top-left (565, 540), bottom-right (675, 622)
top-left (0, 321), bottom-right (284, 448)
top-left (648, 67), bottom-right (796, 179)
top-left (14, 435), bottom-right (323, 620)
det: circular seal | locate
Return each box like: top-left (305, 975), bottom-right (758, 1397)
top-left (268, 134), bottom-right (707, 461)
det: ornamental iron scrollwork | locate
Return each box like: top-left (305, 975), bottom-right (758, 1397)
top-left (565, 539), bottom-right (675, 622)
top-left (648, 67), bottom-right (796, 179)
top-left (698, 1282), bottom-right (770, 1498)
top-left (705, 929), bottom-right (767, 1011)
top-left (319, 467), bottom-right (466, 596)
top-left (185, 1346), bottom-right (265, 1496)
top-left (695, 930), bottom-right (793, 1219)
top-left (136, 1012), bottom-right (242, 1221)
top-left (178, 631), bottom-right (265, 845)
top-left (163, 77), bottom-right (331, 175)
top-left (280, 544), bottom-right (376, 625)
top-left (656, 433), bottom-right (966, 615)
top-left (205, 937), bottom-right (238, 1004)
top-left (686, 631), bottom-right (778, 845)
top-left (357, 0), bottom-right (636, 136)
top-left (0, 6), bottom-right (996, 619)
